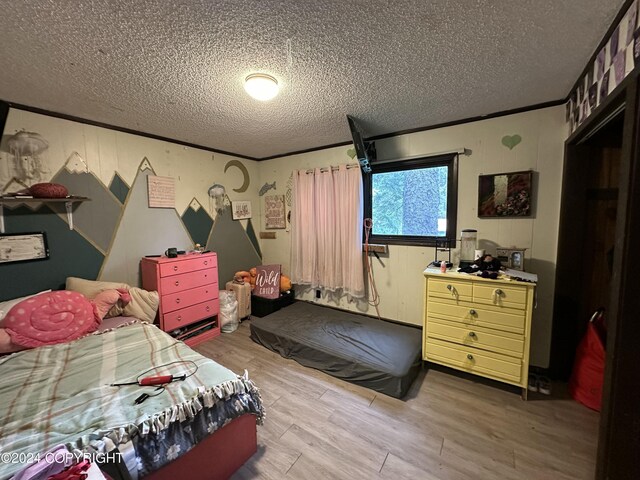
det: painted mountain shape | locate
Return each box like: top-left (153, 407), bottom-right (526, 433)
top-left (182, 198), bottom-right (213, 247)
top-left (99, 160), bottom-right (192, 286)
top-left (50, 161), bottom-right (122, 253)
top-left (0, 204), bottom-right (103, 300)
top-left (64, 151), bottom-right (88, 173)
top-left (109, 172), bottom-right (130, 204)
top-left (206, 208), bottom-right (261, 285)
top-left (246, 218), bottom-right (262, 258)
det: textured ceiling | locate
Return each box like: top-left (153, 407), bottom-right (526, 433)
top-left (0, 0), bottom-right (625, 159)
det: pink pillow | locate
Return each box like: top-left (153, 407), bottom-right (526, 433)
top-left (2, 291), bottom-right (98, 348)
top-left (92, 288), bottom-right (131, 321)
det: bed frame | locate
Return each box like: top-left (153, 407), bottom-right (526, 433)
top-left (146, 414), bottom-right (257, 480)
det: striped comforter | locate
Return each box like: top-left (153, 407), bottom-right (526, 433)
top-left (0, 321), bottom-right (263, 479)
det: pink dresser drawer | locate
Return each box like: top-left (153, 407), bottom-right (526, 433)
top-left (163, 298), bottom-right (220, 331)
top-left (161, 283), bottom-right (218, 314)
top-left (159, 255), bottom-right (217, 277)
top-left (160, 269), bottom-right (217, 294)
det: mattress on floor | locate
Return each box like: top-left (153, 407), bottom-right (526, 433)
top-left (249, 302), bottom-right (422, 398)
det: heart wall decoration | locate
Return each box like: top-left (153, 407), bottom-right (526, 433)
top-left (501, 134), bottom-right (522, 150)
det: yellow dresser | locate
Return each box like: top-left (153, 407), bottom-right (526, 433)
top-left (422, 268), bottom-right (536, 398)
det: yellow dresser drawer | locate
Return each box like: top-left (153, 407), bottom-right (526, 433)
top-left (425, 338), bottom-right (522, 383)
top-left (428, 278), bottom-right (472, 302)
top-left (427, 300), bottom-right (526, 334)
top-left (426, 318), bottom-right (524, 358)
top-left (473, 284), bottom-right (527, 310)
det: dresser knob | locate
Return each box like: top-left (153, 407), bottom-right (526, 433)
top-left (446, 284), bottom-right (452, 291)
top-left (206, 306), bottom-right (211, 312)
top-left (204, 260), bottom-right (208, 265)
top-left (469, 309), bottom-right (476, 315)
top-left (173, 266), bottom-right (178, 271)
top-left (467, 354), bottom-right (474, 360)
top-left (175, 281), bottom-right (180, 286)
top-left (495, 289), bottom-right (503, 295)
top-left (176, 298), bottom-right (180, 304)
top-left (468, 332), bottom-right (476, 338)
top-left (177, 315), bottom-right (182, 321)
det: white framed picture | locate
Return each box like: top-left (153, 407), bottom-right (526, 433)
top-left (231, 200), bottom-right (252, 220)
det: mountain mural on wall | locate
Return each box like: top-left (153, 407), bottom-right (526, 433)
top-left (0, 204), bottom-right (104, 300)
top-left (109, 172), bottom-right (130, 204)
top-left (49, 152), bottom-right (122, 253)
top-left (181, 198), bottom-right (214, 247)
top-left (246, 218), bottom-right (262, 258)
top-left (98, 158), bottom-right (193, 286)
top-left (206, 208), bottom-right (262, 285)
top-left (1, 145), bottom-right (264, 297)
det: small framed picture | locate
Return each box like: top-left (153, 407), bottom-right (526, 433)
top-left (231, 201), bottom-right (252, 220)
top-left (265, 195), bottom-right (286, 229)
top-left (0, 232), bottom-right (49, 264)
top-left (478, 171), bottom-right (533, 218)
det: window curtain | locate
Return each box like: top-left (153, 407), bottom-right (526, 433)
top-left (290, 164), bottom-right (364, 298)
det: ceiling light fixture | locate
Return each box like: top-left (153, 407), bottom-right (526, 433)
top-left (244, 73), bottom-right (279, 101)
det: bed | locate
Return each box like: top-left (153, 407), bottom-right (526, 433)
top-left (250, 302), bottom-right (422, 398)
top-left (0, 318), bottom-right (264, 480)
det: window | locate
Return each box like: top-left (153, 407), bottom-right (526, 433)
top-left (363, 153), bottom-right (458, 246)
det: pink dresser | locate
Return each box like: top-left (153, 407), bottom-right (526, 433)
top-left (141, 252), bottom-right (220, 346)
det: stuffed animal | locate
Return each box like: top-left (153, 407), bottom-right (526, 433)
top-left (249, 268), bottom-right (258, 290)
top-left (233, 270), bottom-right (252, 285)
top-left (280, 275), bottom-right (292, 292)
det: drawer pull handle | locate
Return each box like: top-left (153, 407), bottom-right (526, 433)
top-left (177, 315), bottom-right (182, 321)
top-left (446, 284), bottom-right (453, 291)
top-left (495, 289), bottom-right (503, 295)
top-left (468, 332), bottom-right (476, 338)
top-left (175, 281), bottom-right (180, 286)
top-left (176, 298), bottom-right (180, 304)
top-left (206, 306), bottom-right (211, 312)
top-left (173, 266), bottom-right (178, 271)
top-left (467, 354), bottom-right (474, 360)
top-left (204, 260), bottom-right (208, 265)
top-left (469, 309), bottom-right (476, 315)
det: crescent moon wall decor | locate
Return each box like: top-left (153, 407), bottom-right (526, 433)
top-left (224, 159), bottom-right (250, 193)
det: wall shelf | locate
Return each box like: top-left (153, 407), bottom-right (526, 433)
top-left (0, 197), bottom-right (90, 233)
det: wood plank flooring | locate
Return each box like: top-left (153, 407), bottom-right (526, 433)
top-left (194, 320), bottom-right (599, 480)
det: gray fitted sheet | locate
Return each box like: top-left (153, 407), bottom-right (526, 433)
top-left (249, 302), bottom-right (422, 398)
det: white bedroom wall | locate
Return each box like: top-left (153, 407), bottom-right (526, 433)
top-left (257, 105), bottom-right (567, 367)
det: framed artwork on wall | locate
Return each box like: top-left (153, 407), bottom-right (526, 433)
top-left (478, 170), bottom-right (533, 218)
top-left (264, 195), bottom-right (286, 229)
top-left (231, 201), bottom-right (252, 220)
top-left (0, 232), bottom-right (49, 264)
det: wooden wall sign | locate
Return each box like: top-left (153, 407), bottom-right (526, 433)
top-left (254, 264), bottom-right (281, 299)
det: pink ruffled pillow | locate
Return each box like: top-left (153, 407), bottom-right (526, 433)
top-left (0, 289), bottom-right (131, 353)
top-left (92, 288), bottom-right (131, 321)
top-left (2, 291), bottom-right (98, 348)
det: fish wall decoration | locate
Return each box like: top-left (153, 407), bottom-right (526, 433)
top-left (259, 181), bottom-right (276, 196)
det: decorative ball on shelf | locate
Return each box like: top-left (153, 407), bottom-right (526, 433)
top-left (29, 183), bottom-right (69, 198)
